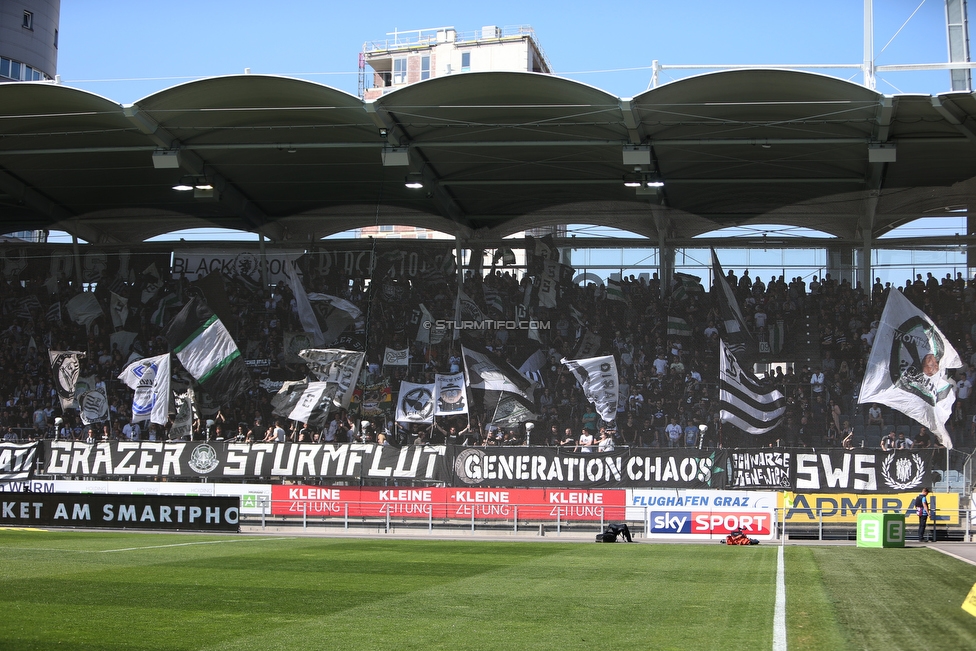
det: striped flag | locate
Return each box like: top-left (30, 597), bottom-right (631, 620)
top-left (671, 272), bottom-right (702, 302)
top-left (46, 301), bottom-right (61, 324)
top-left (667, 316), bottom-right (692, 338)
top-left (719, 339), bottom-right (785, 435)
top-left (164, 296), bottom-right (251, 405)
top-left (483, 287), bottom-right (504, 314)
top-left (606, 278), bottom-right (626, 302)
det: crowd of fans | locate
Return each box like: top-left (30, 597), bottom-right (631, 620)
top-left (1, 247), bottom-right (974, 453)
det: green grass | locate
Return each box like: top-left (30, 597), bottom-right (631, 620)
top-left (0, 531), bottom-right (974, 650)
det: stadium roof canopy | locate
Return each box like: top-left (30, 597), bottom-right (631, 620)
top-left (1, 68), bottom-right (975, 246)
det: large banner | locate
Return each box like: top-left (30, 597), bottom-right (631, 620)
top-left (784, 491), bottom-right (960, 525)
top-left (30, 442), bottom-right (942, 493)
top-left (790, 449), bottom-right (934, 493)
top-left (0, 443), bottom-right (36, 482)
top-left (270, 486), bottom-right (626, 521)
top-left (0, 493), bottom-right (240, 531)
top-left (448, 447), bottom-right (728, 489)
top-left (627, 489), bottom-right (777, 540)
top-left (172, 248), bottom-right (293, 283)
top-left (41, 441), bottom-right (446, 482)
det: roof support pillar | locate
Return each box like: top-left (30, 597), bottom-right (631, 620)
top-left (654, 210), bottom-right (673, 299)
top-left (859, 195), bottom-right (877, 293)
top-left (258, 233), bottom-right (269, 296)
top-left (71, 235), bottom-right (83, 289)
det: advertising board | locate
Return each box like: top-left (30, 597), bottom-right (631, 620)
top-left (627, 489), bottom-right (778, 540)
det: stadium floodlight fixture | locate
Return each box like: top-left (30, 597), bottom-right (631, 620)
top-left (404, 172), bottom-right (424, 189)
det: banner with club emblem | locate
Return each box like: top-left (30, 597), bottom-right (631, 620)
top-left (395, 381), bottom-right (435, 424)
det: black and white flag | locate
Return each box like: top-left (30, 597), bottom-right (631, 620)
top-left (49, 350), bottom-right (84, 411)
top-left (719, 339), bottom-right (785, 435)
top-left (711, 249), bottom-right (756, 361)
top-left (461, 343), bottom-right (533, 400)
top-left (858, 288), bottom-right (962, 448)
top-left (298, 349), bottom-right (365, 410)
top-left (561, 355), bottom-right (619, 423)
top-left (395, 381), bottom-right (435, 424)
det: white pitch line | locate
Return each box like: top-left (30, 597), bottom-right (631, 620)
top-left (100, 536), bottom-right (295, 553)
top-left (773, 545), bottom-right (787, 651)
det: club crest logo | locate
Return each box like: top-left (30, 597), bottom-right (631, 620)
top-left (880, 452), bottom-right (926, 491)
top-left (888, 316), bottom-right (952, 406)
top-left (188, 444), bottom-right (220, 474)
top-left (453, 448), bottom-right (486, 485)
top-left (400, 386), bottom-right (433, 421)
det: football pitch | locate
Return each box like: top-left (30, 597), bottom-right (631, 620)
top-left (1, 530), bottom-right (975, 650)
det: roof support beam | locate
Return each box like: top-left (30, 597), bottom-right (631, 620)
top-left (618, 99), bottom-right (645, 145)
top-left (0, 168), bottom-right (116, 244)
top-left (930, 96), bottom-right (976, 145)
top-left (122, 105), bottom-right (283, 241)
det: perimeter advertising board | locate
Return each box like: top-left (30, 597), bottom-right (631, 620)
top-left (0, 493), bottom-right (240, 531)
top-left (627, 490), bottom-right (777, 540)
top-left (784, 492), bottom-right (960, 525)
top-left (270, 486), bottom-right (626, 521)
top-left (0, 479), bottom-right (271, 516)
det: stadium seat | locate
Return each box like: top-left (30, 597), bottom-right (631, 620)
top-left (863, 425), bottom-right (881, 448)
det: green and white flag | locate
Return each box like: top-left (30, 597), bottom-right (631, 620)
top-left (165, 297), bottom-right (251, 405)
top-left (667, 316), bottom-right (692, 338)
top-left (606, 278), bottom-right (626, 302)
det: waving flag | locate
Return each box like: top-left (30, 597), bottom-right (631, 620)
top-left (561, 355), bottom-right (619, 422)
top-left (858, 288), bottom-right (962, 448)
top-left (719, 339), bottom-right (785, 435)
top-left (118, 353), bottom-right (171, 425)
top-left (165, 296), bottom-right (251, 405)
top-left (711, 249), bottom-right (756, 361)
top-left (461, 343), bottom-right (533, 400)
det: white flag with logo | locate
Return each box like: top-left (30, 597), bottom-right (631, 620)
top-left (383, 347), bottom-right (410, 367)
top-left (395, 381), bottom-right (435, 424)
top-left (858, 288), bottom-right (962, 448)
top-left (78, 385), bottom-right (109, 425)
top-left (118, 353), bottom-right (171, 425)
top-left (560, 355), bottom-right (619, 422)
top-left (719, 339), bottom-right (786, 434)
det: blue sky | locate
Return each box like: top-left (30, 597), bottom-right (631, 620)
top-left (59, 0), bottom-right (966, 103)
